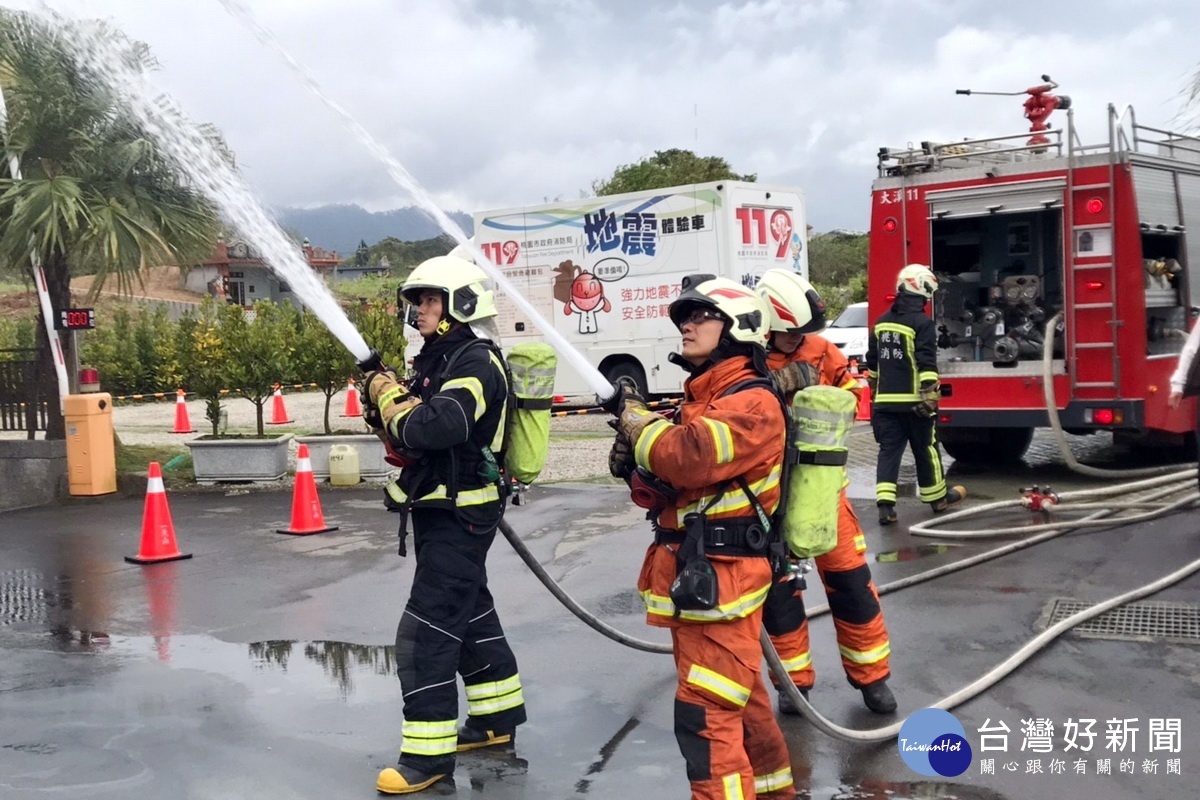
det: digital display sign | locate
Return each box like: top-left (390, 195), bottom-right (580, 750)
top-left (56, 308), bottom-right (96, 330)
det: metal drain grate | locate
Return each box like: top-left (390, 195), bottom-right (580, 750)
top-left (0, 569), bottom-right (50, 626)
top-left (1039, 597), bottom-right (1200, 644)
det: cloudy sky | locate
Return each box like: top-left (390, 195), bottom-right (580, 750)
top-left (14, 0), bottom-right (1200, 235)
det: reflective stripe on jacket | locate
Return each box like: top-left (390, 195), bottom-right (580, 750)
top-left (385, 327), bottom-right (507, 521)
top-left (634, 355), bottom-right (785, 627)
top-left (864, 291), bottom-right (938, 411)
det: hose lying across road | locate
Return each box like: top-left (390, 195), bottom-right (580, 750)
top-left (499, 472), bottom-right (1200, 743)
top-left (500, 460), bottom-right (1200, 743)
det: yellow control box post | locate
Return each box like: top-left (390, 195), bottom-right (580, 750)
top-left (64, 393), bottom-right (117, 496)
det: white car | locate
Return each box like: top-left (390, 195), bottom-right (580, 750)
top-left (821, 301), bottom-right (869, 365)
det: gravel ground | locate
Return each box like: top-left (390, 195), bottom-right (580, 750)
top-left (72, 387), bottom-right (618, 485)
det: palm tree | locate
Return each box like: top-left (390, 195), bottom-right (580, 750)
top-left (0, 10), bottom-right (219, 437)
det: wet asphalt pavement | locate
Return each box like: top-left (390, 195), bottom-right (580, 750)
top-left (1, 464), bottom-right (1198, 798)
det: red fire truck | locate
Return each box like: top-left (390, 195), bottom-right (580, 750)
top-left (868, 78), bottom-right (1200, 462)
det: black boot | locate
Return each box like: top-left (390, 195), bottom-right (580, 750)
top-left (776, 686), bottom-right (810, 715)
top-left (860, 679), bottom-right (898, 714)
top-left (456, 724), bottom-right (516, 752)
top-left (877, 502), bottom-right (897, 526)
top-left (930, 485), bottom-right (967, 514)
top-left (376, 762), bottom-right (450, 795)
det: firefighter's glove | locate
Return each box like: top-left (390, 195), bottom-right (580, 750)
top-left (379, 392), bottom-right (421, 429)
top-left (608, 431), bottom-right (636, 481)
top-left (865, 370), bottom-right (878, 397)
top-left (364, 371), bottom-right (421, 429)
top-left (772, 362), bottom-right (818, 395)
top-left (916, 381), bottom-right (940, 419)
top-left (363, 369), bottom-right (399, 408)
top-left (603, 376), bottom-right (647, 417)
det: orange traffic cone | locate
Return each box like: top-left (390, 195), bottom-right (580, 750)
top-left (341, 379), bottom-right (362, 417)
top-left (171, 389), bottom-right (194, 434)
top-left (126, 463), bottom-right (193, 564)
top-left (277, 444), bottom-right (339, 535)
top-left (853, 363), bottom-right (872, 422)
top-left (268, 384), bottom-right (294, 425)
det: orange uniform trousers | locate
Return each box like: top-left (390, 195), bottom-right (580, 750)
top-left (672, 609), bottom-right (795, 800)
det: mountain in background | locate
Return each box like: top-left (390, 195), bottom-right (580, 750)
top-left (275, 204), bottom-right (473, 257)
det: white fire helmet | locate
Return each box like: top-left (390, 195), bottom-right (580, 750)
top-left (896, 263), bottom-right (938, 299)
top-left (400, 255), bottom-right (497, 325)
top-left (756, 269), bottom-right (826, 334)
top-left (667, 274), bottom-right (770, 346)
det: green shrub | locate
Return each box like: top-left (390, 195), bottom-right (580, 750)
top-left (79, 304), bottom-right (182, 394)
top-left (177, 298), bottom-right (228, 436)
top-left (293, 308), bottom-right (359, 434)
top-left (222, 300), bottom-right (297, 436)
top-left (0, 316), bottom-right (37, 360)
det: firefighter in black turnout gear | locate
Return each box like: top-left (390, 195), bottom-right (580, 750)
top-left (864, 264), bottom-right (966, 526)
top-left (363, 254), bottom-right (526, 795)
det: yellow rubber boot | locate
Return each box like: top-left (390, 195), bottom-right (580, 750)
top-left (376, 764), bottom-right (448, 795)
top-left (455, 726), bottom-right (515, 752)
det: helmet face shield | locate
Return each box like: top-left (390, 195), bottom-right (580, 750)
top-left (667, 274), bottom-right (769, 347)
top-left (399, 255), bottom-right (497, 325)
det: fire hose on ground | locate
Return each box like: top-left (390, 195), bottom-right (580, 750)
top-left (502, 470), bottom-right (1199, 743)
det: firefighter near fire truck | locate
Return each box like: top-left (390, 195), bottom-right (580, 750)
top-left (864, 264), bottom-right (967, 527)
top-left (607, 274), bottom-right (795, 800)
top-left (361, 255), bottom-right (527, 795)
top-left (756, 269), bottom-right (898, 716)
top-left (869, 78), bottom-right (1200, 464)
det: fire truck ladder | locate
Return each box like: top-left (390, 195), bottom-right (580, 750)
top-left (1065, 108), bottom-right (1120, 395)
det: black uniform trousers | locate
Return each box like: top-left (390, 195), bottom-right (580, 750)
top-left (871, 409), bottom-right (948, 505)
top-left (394, 506), bottom-right (526, 771)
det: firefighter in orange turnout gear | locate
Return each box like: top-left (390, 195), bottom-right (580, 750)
top-left (757, 269), bottom-right (897, 716)
top-left (608, 274), bottom-right (794, 800)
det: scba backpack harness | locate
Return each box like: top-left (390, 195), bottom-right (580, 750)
top-left (387, 339), bottom-right (556, 553)
top-left (665, 377), bottom-right (790, 612)
top-left (664, 375), bottom-right (855, 611)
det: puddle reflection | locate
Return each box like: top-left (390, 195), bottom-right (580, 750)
top-left (875, 544), bottom-right (955, 563)
top-left (0, 533), bottom-right (117, 648)
top-left (249, 640), bottom-right (396, 695)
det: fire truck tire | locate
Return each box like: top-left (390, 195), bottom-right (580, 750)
top-left (603, 360), bottom-right (648, 399)
top-left (940, 426), bottom-right (1034, 464)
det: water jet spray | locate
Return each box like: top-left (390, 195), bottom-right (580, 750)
top-left (215, 0), bottom-right (616, 401)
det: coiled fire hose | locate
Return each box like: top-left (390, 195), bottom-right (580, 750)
top-left (1041, 310), bottom-right (1186, 479)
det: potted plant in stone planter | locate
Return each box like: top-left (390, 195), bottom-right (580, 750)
top-left (183, 299), bottom-right (294, 483)
top-left (293, 301), bottom-right (405, 481)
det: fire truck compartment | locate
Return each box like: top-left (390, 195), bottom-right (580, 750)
top-left (928, 200), bottom-right (1065, 367)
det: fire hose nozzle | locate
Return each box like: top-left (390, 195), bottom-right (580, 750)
top-left (598, 385), bottom-right (623, 415)
top-left (357, 349), bottom-right (386, 374)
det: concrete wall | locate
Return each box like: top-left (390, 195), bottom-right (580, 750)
top-left (0, 440), bottom-right (66, 512)
top-left (185, 265), bottom-right (220, 294)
